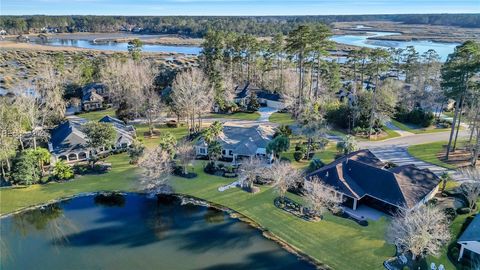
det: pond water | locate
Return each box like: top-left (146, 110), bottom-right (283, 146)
top-left (0, 194), bottom-right (315, 270)
top-left (31, 39), bottom-right (202, 55)
top-left (330, 31), bottom-right (459, 61)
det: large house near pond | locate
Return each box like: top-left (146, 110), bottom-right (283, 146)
top-left (48, 116), bottom-right (136, 164)
top-left (457, 214), bottom-right (480, 262)
top-left (305, 149), bottom-right (441, 213)
top-left (195, 125), bottom-right (275, 163)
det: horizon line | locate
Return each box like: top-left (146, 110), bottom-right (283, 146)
top-left (2, 12), bottom-right (480, 16)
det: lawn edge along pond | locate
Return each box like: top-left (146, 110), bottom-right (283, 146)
top-left (0, 192), bottom-right (320, 269)
top-left (0, 152), bottom-right (394, 270)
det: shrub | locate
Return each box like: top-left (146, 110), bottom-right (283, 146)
top-left (444, 207), bottom-right (457, 221)
top-left (308, 158), bottom-right (324, 172)
top-left (394, 107), bottom-right (434, 127)
top-left (166, 120), bottom-right (178, 128)
top-left (293, 151), bottom-right (303, 162)
top-left (274, 125), bottom-right (292, 138)
top-left (204, 162), bottom-right (217, 174)
top-left (52, 160), bottom-right (74, 180)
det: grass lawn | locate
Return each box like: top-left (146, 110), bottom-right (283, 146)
top-left (135, 124), bottom-right (189, 147)
top-left (204, 112), bottom-right (261, 121)
top-left (170, 163), bottom-right (395, 270)
top-left (281, 143), bottom-right (337, 170)
top-left (0, 148), bottom-right (394, 269)
top-left (76, 108), bottom-right (116, 121)
top-left (407, 142), bottom-right (456, 169)
top-left (269, 112), bottom-right (295, 125)
top-left (0, 154), bottom-right (138, 215)
top-left (361, 126), bottom-right (401, 142)
top-left (391, 120), bottom-right (450, 134)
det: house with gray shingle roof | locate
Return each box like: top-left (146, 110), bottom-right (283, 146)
top-left (457, 214), bottom-right (480, 262)
top-left (305, 149), bottom-right (441, 213)
top-left (81, 83), bottom-right (108, 111)
top-left (195, 125), bottom-right (274, 163)
top-left (48, 116), bottom-right (135, 164)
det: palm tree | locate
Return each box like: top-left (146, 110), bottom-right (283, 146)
top-left (336, 135), bottom-right (359, 155)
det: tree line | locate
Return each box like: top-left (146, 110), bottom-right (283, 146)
top-left (1, 14), bottom-right (479, 36)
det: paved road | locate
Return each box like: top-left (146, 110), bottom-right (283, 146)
top-left (359, 129), bottom-right (471, 182)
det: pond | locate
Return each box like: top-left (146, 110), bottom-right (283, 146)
top-left (330, 31), bottom-right (459, 61)
top-left (0, 194), bottom-right (316, 270)
top-left (31, 39), bottom-right (202, 55)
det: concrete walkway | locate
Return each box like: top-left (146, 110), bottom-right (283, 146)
top-left (385, 120), bottom-right (414, 137)
top-left (258, 107), bottom-right (277, 122)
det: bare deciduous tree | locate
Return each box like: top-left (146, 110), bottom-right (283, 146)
top-left (14, 89), bottom-right (49, 149)
top-left (175, 139), bottom-right (195, 175)
top-left (138, 147), bottom-right (172, 194)
top-left (387, 205), bottom-right (451, 260)
top-left (36, 65), bottom-right (66, 126)
top-left (238, 157), bottom-right (265, 190)
top-left (266, 161), bottom-right (302, 201)
top-left (303, 176), bottom-right (343, 218)
top-left (102, 59), bottom-right (159, 120)
top-left (171, 68), bottom-right (213, 134)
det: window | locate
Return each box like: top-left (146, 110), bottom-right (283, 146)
top-left (199, 148), bottom-right (206, 154)
top-left (228, 150), bottom-right (233, 155)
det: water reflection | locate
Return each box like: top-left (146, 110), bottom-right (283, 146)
top-left (1, 194), bottom-right (315, 270)
top-left (94, 193), bottom-right (126, 207)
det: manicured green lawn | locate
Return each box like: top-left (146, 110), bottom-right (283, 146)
top-left (361, 126), bottom-right (400, 142)
top-left (135, 124), bottom-right (189, 147)
top-left (204, 112), bottom-right (261, 121)
top-left (0, 154), bottom-right (138, 215)
top-left (0, 149), bottom-right (394, 269)
top-left (76, 108), bottom-right (116, 121)
top-left (391, 120), bottom-right (450, 134)
top-left (407, 142), bottom-right (456, 169)
top-left (171, 163), bottom-right (395, 270)
top-left (281, 143), bottom-right (337, 170)
top-left (269, 112), bottom-right (295, 125)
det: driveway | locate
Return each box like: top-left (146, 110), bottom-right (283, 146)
top-left (258, 107), bottom-right (277, 122)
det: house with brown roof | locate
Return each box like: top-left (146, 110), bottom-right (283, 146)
top-left (305, 149), bottom-right (441, 213)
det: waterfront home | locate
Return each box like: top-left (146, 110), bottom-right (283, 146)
top-left (457, 214), bottom-right (480, 262)
top-left (195, 124), bottom-right (274, 163)
top-left (48, 116), bottom-right (135, 164)
top-left (305, 149), bottom-right (441, 213)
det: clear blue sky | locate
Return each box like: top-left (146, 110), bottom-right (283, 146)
top-left (2, 0), bottom-right (480, 16)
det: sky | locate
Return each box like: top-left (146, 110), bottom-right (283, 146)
top-left (2, 0), bottom-right (480, 16)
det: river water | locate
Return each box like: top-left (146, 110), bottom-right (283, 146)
top-left (31, 38), bottom-right (202, 55)
top-left (0, 194), bottom-right (315, 270)
top-left (330, 31), bottom-right (459, 61)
